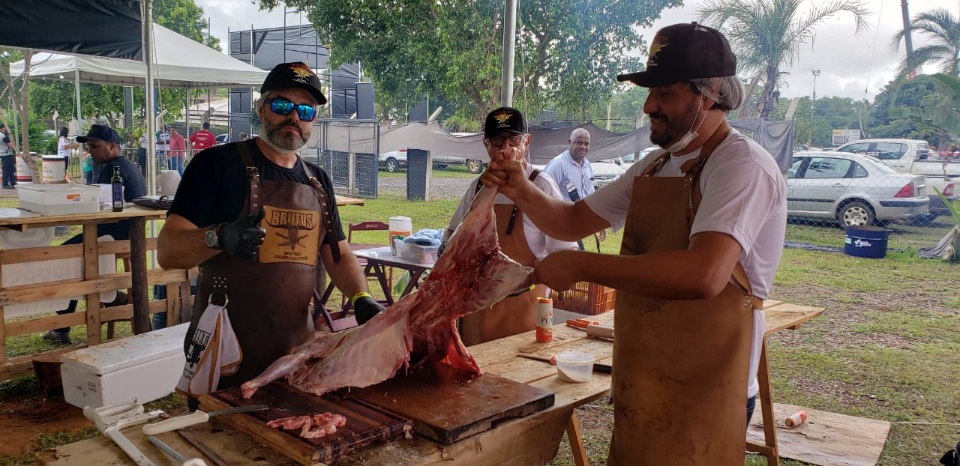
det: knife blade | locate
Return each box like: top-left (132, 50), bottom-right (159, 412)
top-left (143, 405), bottom-right (269, 436)
top-left (179, 429), bottom-right (230, 466)
top-left (148, 435), bottom-right (208, 466)
top-left (516, 354), bottom-right (612, 373)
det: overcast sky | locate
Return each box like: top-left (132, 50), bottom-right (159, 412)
top-left (194, 0), bottom-right (959, 102)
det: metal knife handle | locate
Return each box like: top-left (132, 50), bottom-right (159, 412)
top-left (143, 411), bottom-right (210, 436)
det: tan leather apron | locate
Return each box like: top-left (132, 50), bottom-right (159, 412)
top-left (183, 141), bottom-right (340, 390)
top-left (460, 172), bottom-right (546, 346)
top-left (609, 122), bottom-right (761, 465)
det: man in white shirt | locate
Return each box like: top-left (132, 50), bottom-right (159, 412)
top-left (445, 107), bottom-right (577, 346)
top-left (544, 128), bottom-right (607, 248)
top-left (481, 22), bottom-right (786, 464)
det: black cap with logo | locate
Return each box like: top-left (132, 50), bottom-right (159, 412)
top-left (617, 22), bottom-right (736, 88)
top-left (483, 107), bottom-right (527, 138)
top-left (261, 62), bottom-right (328, 105)
top-left (76, 124), bottom-right (121, 144)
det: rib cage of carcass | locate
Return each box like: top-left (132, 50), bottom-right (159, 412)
top-left (242, 186), bottom-right (533, 398)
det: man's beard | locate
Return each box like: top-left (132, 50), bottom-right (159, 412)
top-left (263, 121), bottom-right (309, 152)
top-left (649, 100), bottom-right (700, 148)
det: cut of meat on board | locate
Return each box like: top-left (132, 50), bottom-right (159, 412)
top-left (267, 413), bottom-right (348, 439)
top-left (242, 186), bottom-right (533, 398)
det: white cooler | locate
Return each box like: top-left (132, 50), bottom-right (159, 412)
top-left (18, 184), bottom-right (101, 215)
top-left (59, 323), bottom-right (188, 409)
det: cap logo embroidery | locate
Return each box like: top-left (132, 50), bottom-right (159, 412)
top-left (494, 111), bottom-right (513, 127)
top-left (646, 35), bottom-right (669, 68)
top-left (289, 63), bottom-right (314, 84)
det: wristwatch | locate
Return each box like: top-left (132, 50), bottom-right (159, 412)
top-left (204, 224), bottom-right (222, 250)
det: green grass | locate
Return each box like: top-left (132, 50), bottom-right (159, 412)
top-left (3, 173), bottom-right (959, 465)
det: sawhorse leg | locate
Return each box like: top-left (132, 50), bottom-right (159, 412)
top-left (746, 338), bottom-right (780, 465)
top-left (566, 412), bottom-right (588, 466)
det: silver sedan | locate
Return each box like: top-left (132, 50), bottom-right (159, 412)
top-left (787, 152), bottom-right (929, 227)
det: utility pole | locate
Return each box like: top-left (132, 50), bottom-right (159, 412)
top-left (808, 69), bottom-right (820, 147)
top-left (901, 1), bottom-right (914, 77)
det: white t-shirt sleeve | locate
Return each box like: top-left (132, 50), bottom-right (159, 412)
top-left (526, 172), bottom-right (578, 258)
top-left (583, 160), bottom-right (649, 232)
top-left (690, 143), bottom-right (784, 259)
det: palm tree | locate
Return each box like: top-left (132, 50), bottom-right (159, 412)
top-left (891, 8), bottom-right (960, 79)
top-left (697, 0), bottom-right (870, 119)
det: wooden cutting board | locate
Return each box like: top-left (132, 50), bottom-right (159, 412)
top-left (200, 382), bottom-right (413, 466)
top-left (345, 362), bottom-right (555, 444)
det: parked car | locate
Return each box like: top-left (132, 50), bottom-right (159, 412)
top-left (834, 138), bottom-right (958, 220)
top-left (787, 151), bottom-right (929, 227)
top-left (592, 158), bottom-right (627, 189)
top-left (378, 148), bottom-right (485, 173)
top-left (620, 147), bottom-right (659, 170)
top-left (215, 134), bottom-right (229, 145)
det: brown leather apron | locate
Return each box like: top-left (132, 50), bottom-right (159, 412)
top-left (460, 171), bottom-right (546, 346)
top-left (609, 122), bottom-right (760, 465)
top-left (183, 141), bottom-right (339, 390)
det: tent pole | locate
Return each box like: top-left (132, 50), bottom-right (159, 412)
top-left (74, 69), bottom-right (81, 128)
top-left (144, 0), bottom-right (157, 196)
top-left (184, 86), bottom-right (190, 158)
top-left (500, 0), bottom-right (518, 106)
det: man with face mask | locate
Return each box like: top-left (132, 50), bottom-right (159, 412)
top-left (444, 107), bottom-right (577, 346)
top-left (158, 62), bottom-right (384, 396)
top-left (482, 22), bottom-right (786, 464)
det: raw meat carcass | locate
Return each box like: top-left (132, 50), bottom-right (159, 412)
top-left (242, 186), bottom-right (532, 398)
top-left (267, 412), bottom-right (347, 439)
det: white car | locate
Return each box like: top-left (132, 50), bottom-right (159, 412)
top-left (591, 158), bottom-right (626, 189)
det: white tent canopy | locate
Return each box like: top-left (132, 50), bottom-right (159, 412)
top-left (10, 23), bottom-right (268, 88)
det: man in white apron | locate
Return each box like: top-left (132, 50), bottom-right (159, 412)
top-left (482, 22), bottom-right (787, 464)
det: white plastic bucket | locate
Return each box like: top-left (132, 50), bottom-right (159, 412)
top-left (41, 155), bottom-right (67, 183)
top-left (388, 216), bottom-right (412, 256)
top-left (159, 170), bottom-right (181, 197)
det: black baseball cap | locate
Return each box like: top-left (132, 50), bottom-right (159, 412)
top-left (76, 124), bottom-right (121, 144)
top-left (261, 62), bottom-right (327, 105)
top-left (483, 107), bottom-right (527, 138)
top-left (617, 22), bottom-right (736, 88)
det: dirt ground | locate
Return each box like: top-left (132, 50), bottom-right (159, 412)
top-left (0, 394), bottom-right (94, 457)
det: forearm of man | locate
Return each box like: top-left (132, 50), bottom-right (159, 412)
top-left (321, 239), bottom-right (369, 299)
top-left (513, 185), bottom-right (609, 241)
top-left (577, 232), bottom-right (742, 300)
top-left (157, 214), bottom-right (220, 269)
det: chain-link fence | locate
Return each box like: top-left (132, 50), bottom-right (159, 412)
top-left (784, 148), bottom-right (958, 259)
top-left (307, 119), bottom-right (380, 198)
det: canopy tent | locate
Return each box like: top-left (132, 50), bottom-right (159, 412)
top-left (9, 23), bottom-right (269, 88)
top-left (0, 0), bottom-right (142, 60)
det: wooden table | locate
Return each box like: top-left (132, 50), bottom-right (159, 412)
top-left (336, 195), bottom-right (365, 207)
top-left (39, 301), bottom-right (823, 465)
top-left (0, 206), bottom-right (187, 380)
top-left (40, 314), bottom-right (615, 466)
top-left (750, 300), bottom-right (825, 465)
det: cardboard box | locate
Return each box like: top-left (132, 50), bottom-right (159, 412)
top-left (59, 323), bottom-right (188, 409)
top-left (18, 184), bottom-right (101, 215)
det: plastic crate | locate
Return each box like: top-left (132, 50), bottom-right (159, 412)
top-left (549, 281), bottom-right (616, 315)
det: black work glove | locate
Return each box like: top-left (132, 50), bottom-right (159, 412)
top-left (437, 240), bottom-right (447, 257)
top-left (219, 206), bottom-right (266, 260)
top-left (354, 296), bottom-right (385, 325)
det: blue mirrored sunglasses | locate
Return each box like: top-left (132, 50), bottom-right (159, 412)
top-left (268, 98), bottom-right (318, 122)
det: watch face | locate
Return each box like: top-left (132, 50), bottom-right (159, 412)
top-left (205, 228), bottom-right (218, 248)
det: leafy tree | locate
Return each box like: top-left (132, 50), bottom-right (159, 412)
top-left (258, 0), bottom-right (679, 123)
top-left (697, 0), bottom-right (870, 119)
top-left (891, 8), bottom-right (960, 79)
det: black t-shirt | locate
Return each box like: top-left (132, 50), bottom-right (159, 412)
top-left (168, 140), bottom-right (346, 244)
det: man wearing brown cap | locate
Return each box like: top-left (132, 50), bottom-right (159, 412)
top-left (444, 107), bottom-right (577, 346)
top-left (158, 62), bottom-right (384, 396)
top-left (483, 23), bottom-right (787, 464)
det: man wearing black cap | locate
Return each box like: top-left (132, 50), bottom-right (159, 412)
top-left (41, 124), bottom-right (146, 344)
top-left (158, 62), bottom-right (384, 396)
top-left (482, 23), bottom-right (786, 464)
top-left (444, 107), bottom-right (576, 346)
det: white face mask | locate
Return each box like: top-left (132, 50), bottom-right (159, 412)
top-left (664, 99), bottom-right (706, 153)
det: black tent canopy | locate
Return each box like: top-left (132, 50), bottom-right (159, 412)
top-left (0, 0), bottom-right (141, 59)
